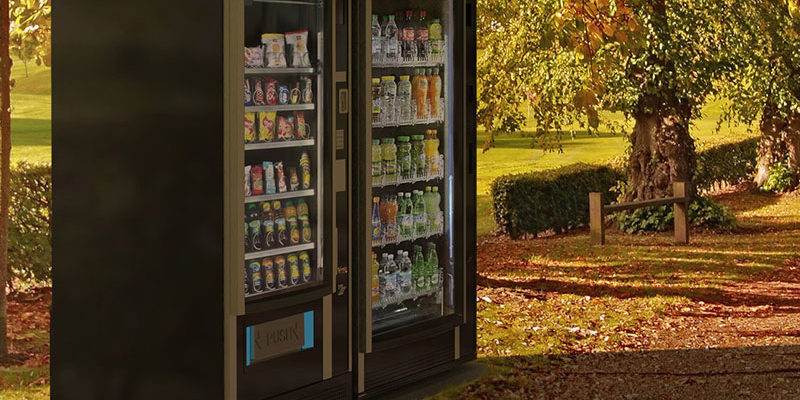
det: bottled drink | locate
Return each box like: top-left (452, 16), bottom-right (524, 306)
top-left (396, 75), bottom-right (413, 123)
top-left (371, 78), bottom-right (382, 124)
top-left (383, 15), bottom-right (399, 64)
top-left (371, 139), bottom-right (382, 185)
top-left (371, 252), bottom-right (380, 304)
top-left (378, 253), bottom-right (387, 301)
top-left (396, 136), bottom-right (412, 180)
top-left (426, 242), bottom-right (439, 289)
top-left (413, 190), bottom-right (427, 236)
top-left (411, 134), bottom-right (426, 178)
top-left (429, 18), bottom-right (443, 59)
top-left (412, 69), bottom-right (429, 120)
top-left (381, 137), bottom-right (397, 182)
top-left (416, 11), bottom-right (430, 61)
top-left (401, 10), bottom-right (417, 62)
top-left (431, 187), bottom-right (442, 233)
top-left (383, 195), bottom-right (398, 242)
top-left (425, 129), bottom-right (441, 177)
top-left (412, 245), bottom-right (427, 291)
top-left (380, 76), bottom-right (397, 124)
top-left (400, 192), bottom-right (413, 238)
top-left (371, 14), bottom-right (383, 63)
top-left (428, 68), bottom-right (442, 119)
top-left (397, 250), bottom-right (413, 294)
top-left (423, 186), bottom-right (437, 232)
top-left (385, 254), bottom-right (398, 300)
top-left (372, 196), bottom-right (382, 245)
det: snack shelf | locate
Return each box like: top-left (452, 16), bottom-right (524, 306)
top-left (246, 104), bottom-right (315, 112)
top-left (245, 139), bottom-right (315, 151)
top-left (245, 189), bottom-right (315, 204)
top-left (371, 279), bottom-right (442, 310)
top-left (372, 229), bottom-right (444, 249)
top-left (245, 67), bottom-right (317, 76)
top-left (246, 280), bottom-right (323, 301)
top-left (252, 0), bottom-right (322, 6)
top-left (245, 242), bottom-right (315, 260)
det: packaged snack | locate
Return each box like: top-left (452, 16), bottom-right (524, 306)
top-left (275, 162), bottom-right (287, 193)
top-left (286, 200), bottom-right (300, 244)
top-left (261, 258), bottom-right (275, 291)
top-left (275, 256), bottom-right (288, 287)
top-left (299, 152), bottom-right (312, 189)
top-left (273, 201), bottom-right (289, 246)
top-left (299, 251), bottom-right (312, 282)
top-left (298, 199), bottom-right (312, 243)
top-left (244, 266), bottom-right (251, 295)
top-left (244, 223), bottom-right (251, 253)
top-left (262, 33), bottom-right (288, 68)
top-left (261, 202), bottom-right (276, 249)
top-left (277, 115), bottom-right (295, 141)
top-left (244, 165), bottom-right (252, 196)
top-left (247, 203), bottom-right (262, 252)
top-left (253, 79), bottom-right (266, 106)
top-left (248, 259), bottom-right (263, 292)
top-left (264, 78), bottom-right (278, 105)
top-left (295, 112), bottom-right (310, 139)
top-left (245, 79), bottom-right (253, 106)
top-left (244, 112), bottom-right (257, 143)
top-left (289, 167), bottom-right (300, 191)
top-left (301, 77), bottom-right (313, 103)
top-left (257, 111), bottom-right (276, 142)
top-left (245, 46), bottom-right (265, 68)
top-left (278, 84), bottom-right (290, 105)
top-left (290, 82), bottom-right (301, 104)
top-left (288, 253), bottom-right (300, 285)
top-left (285, 30), bottom-right (311, 67)
top-left (251, 165), bottom-right (264, 195)
top-left (263, 161), bottom-right (276, 194)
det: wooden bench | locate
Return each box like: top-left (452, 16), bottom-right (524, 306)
top-left (589, 182), bottom-right (690, 245)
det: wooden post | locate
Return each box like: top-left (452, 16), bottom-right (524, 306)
top-left (673, 181), bottom-right (689, 244)
top-left (589, 192), bottom-right (605, 245)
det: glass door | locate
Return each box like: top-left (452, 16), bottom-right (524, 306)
top-left (242, 0), bottom-right (326, 302)
top-left (367, 0), bottom-right (455, 336)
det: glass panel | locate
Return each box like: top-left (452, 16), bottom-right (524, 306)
top-left (369, 0), bottom-right (454, 335)
top-left (243, 0), bottom-right (326, 301)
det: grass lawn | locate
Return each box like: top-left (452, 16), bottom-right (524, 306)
top-left (10, 59), bottom-right (51, 164)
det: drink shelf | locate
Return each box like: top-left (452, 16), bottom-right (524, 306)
top-left (245, 189), bottom-right (315, 204)
top-left (246, 280), bottom-right (324, 302)
top-left (372, 60), bottom-right (445, 69)
top-left (245, 242), bottom-right (315, 260)
top-left (245, 67), bottom-right (317, 76)
top-left (372, 172), bottom-right (443, 188)
top-left (245, 104), bottom-right (315, 112)
top-left (245, 139), bottom-right (315, 151)
top-left (371, 282), bottom-right (443, 310)
top-left (372, 117), bottom-right (444, 128)
top-left (372, 227), bottom-right (445, 249)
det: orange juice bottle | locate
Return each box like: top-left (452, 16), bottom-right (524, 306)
top-left (412, 68), bottom-right (429, 119)
top-left (428, 68), bottom-right (442, 119)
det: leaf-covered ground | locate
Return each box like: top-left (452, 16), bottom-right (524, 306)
top-left (432, 189), bottom-right (800, 399)
top-left (0, 289), bottom-right (50, 399)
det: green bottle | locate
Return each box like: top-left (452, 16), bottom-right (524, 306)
top-left (412, 245), bottom-right (427, 291)
top-left (413, 190), bottom-right (427, 236)
top-left (426, 242), bottom-right (439, 290)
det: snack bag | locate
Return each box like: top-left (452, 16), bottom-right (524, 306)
top-left (300, 151), bottom-right (312, 189)
top-left (262, 34), bottom-right (288, 68)
top-left (244, 166), bottom-right (252, 196)
top-left (244, 112), bottom-right (257, 143)
top-left (288, 253), bottom-right (300, 285)
top-left (264, 78), bottom-right (278, 105)
top-left (261, 202), bottom-right (276, 249)
top-left (301, 77), bottom-right (313, 103)
top-left (263, 161), bottom-right (276, 194)
top-left (299, 252), bottom-right (311, 282)
top-left (261, 258), bottom-right (275, 291)
top-left (258, 111), bottom-right (276, 142)
top-left (278, 84), bottom-right (290, 105)
top-left (275, 256), bottom-right (288, 287)
top-left (277, 115), bottom-right (295, 141)
top-left (244, 79), bottom-right (253, 106)
top-left (289, 167), bottom-right (300, 191)
top-left (251, 165), bottom-right (265, 195)
top-left (285, 30), bottom-right (311, 67)
top-left (253, 79), bottom-right (266, 106)
top-left (295, 111), bottom-right (309, 139)
top-left (276, 162), bottom-right (288, 193)
top-left (244, 46), bottom-right (265, 68)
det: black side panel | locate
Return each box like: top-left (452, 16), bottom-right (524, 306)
top-left (462, 0), bottom-right (478, 362)
top-left (51, 2), bottom-right (224, 399)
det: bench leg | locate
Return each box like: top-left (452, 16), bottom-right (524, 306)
top-left (589, 192), bottom-right (605, 245)
top-left (673, 182), bottom-right (689, 244)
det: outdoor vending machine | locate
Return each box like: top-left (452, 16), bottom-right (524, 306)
top-left (52, 0), bottom-right (475, 398)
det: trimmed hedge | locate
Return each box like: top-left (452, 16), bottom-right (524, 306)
top-left (694, 138), bottom-right (757, 192)
top-left (9, 162), bottom-right (52, 287)
top-left (490, 163), bottom-right (622, 238)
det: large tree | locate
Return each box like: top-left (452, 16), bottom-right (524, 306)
top-left (479, 0), bottom-right (742, 201)
top-left (1, 0), bottom-right (13, 359)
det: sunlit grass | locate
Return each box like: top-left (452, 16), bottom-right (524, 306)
top-left (10, 58), bottom-right (51, 164)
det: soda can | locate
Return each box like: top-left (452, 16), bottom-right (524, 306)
top-left (275, 256), bottom-right (288, 287)
top-left (299, 251), bottom-right (312, 283)
top-left (247, 259), bottom-right (263, 292)
top-left (288, 253), bottom-right (300, 285)
top-left (261, 258), bottom-right (275, 291)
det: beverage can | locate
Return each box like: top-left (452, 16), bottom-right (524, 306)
top-left (261, 201), bottom-right (276, 249)
top-left (261, 258), bottom-right (275, 291)
top-left (288, 254), bottom-right (300, 285)
top-left (300, 152), bottom-right (312, 189)
top-left (248, 259), bottom-right (263, 292)
top-left (299, 251), bottom-right (312, 283)
top-left (275, 256), bottom-right (288, 287)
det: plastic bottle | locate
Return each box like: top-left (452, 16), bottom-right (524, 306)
top-left (383, 15), bottom-right (399, 64)
top-left (401, 10), bottom-right (417, 62)
top-left (384, 195), bottom-right (398, 242)
top-left (396, 136), bottom-right (412, 180)
top-left (411, 134), bottom-right (426, 178)
top-left (426, 242), bottom-right (439, 290)
top-left (413, 190), bottom-right (427, 236)
top-left (412, 69), bottom-right (429, 120)
top-left (423, 186), bottom-right (436, 232)
top-left (371, 14), bottom-right (383, 63)
top-left (371, 252), bottom-right (380, 304)
top-left (428, 68), bottom-right (442, 120)
top-left (397, 75), bottom-right (413, 123)
top-left (416, 11), bottom-right (430, 61)
top-left (372, 196), bottom-right (382, 245)
top-left (381, 137), bottom-right (397, 182)
top-left (378, 253), bottom-right (387, 301)
top-left (381, 76), bottom-right (397, 124)
top-left (412, 245), bottom-right (427, 291)
top-left (385, 254), bottom-right (398, 300)
top-left (397, 251), bottom-right (413, 294)
top-left (429, 18), bottom-right (443, 59)
top-left (371, 78), bottom-right (382, 124)
top-left (400, 192), bottom-right (413, 239)
top-left (431, 187), bottom-right (442, 234)
top-left (371, 139), bottom-right (382, 186)
top-left (425, 129), bottom-right (440, 177)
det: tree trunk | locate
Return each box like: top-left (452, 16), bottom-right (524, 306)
top-left (625, 99), bottom-right (696, 202)
top-left (754, 102), bottom-right (788, 187)
top-left (0, 0), bottom-right (12, 358)
top-left (786, 114), bottom-right (800, 184)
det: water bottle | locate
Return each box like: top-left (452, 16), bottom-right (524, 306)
top-left (383, 15), bottom-right (399, 64)
top-left (371, 14), bottom-right (383, 63)
top-left (396, 75), bottom-right (413, 123)
top-left (386, 254), bottom-right (398, 300)
top-left (380, 76), bottom-right (397, 124)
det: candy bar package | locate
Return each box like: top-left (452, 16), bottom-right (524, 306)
top-left (251, 165), bottom-right (265, 195)
top-left (244, 112), bottom-right (257, 143)
top-left (257, 111), bottom-right (276, 142)
top-left (277, 115), bottom-right (295, 141)
top-left (263, 161), bottom-right (276, 194)
top-left (278, 84), bottom-right (290, 105)
top-left (289, 167), bottom-right (300, 191)
top-left (285, 30), bottom-right (311, 67)
top-left (244, 79), bottom-right (253, 106)
top-left (244, 165), bottom-right (252, 196)
top-left (262, 33), bottom-right (287, 68)
top-left (276, 162), bottom-right (288, 193)
top-left (301, 77), bottom-right (313, 104)
top-left (264, 78), bottom-right (278, 105)
top-left (244, 46), bottom-right (265, 68)
top-left (253, 79), bottom-right (266, 106)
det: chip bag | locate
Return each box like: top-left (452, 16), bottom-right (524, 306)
top-left (258, 111), bottom-right (276, 142)
top-left (244, 46), bottom-right (264, 68)
top-left (285, 30), bottom-right (311, 67)
top-left (244, 112), bottom-right (257, 143)
top-left (262, 34), bottom-right (287, 68)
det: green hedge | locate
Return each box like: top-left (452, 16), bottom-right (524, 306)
top-left (490, 163), bottom-right (622, 238)
top-left (9, 162), bottom-right (52, 287)
top-left (694, 138), bottom-right (758, 192)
